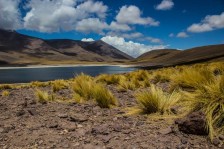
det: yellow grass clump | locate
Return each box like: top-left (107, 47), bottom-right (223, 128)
top-left (2, 90), bottom-right (10, 97)
top-left (0, 84), bottom-right (13, 90)
top-left (35, 90), bottom-right (55, 103)
top-left (51, 79), bottom-right (68, 92)
top-left (31, 81), bottom-right (50, 88)
top-left (132, 85), bottom-right (181, 115)
top-left (72, 73), bottom-right (117, 108)
top-left (183, 75), bottom-right (224, 140)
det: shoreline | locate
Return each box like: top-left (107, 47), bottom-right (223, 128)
top-left (0, 64), bottom-right (137, 69)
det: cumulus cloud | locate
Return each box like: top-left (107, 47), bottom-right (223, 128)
top-left (107, 32), bottom-right (162, 43)
top-left (187, 12), bottom-right (224, 33)
top-left (75, 18), bottom-right (108, 34)
top-left (0, 0), bottom-right (22, 30)
top-left (81, 38), bottom-right (95, 42)
top-left (101, 36), bottom-right (167, 57)
top-left (109, 21), bottom-right (131, 32)
top-left (116, 5), bottom-right (159, 26)
top-left (23, 0), bottom-right (108, 32)
top-left (156, 0), bottom-right (174, 10)
top-left (177, 32), bottom-right (189, 38)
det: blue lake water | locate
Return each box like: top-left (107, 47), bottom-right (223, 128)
top-left (0, 65), bottom-right (137, 84)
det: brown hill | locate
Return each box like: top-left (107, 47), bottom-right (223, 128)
top-left (0, 29), bottom-right (133, 66)
top-left (135, 44), bottom-right (224, 68)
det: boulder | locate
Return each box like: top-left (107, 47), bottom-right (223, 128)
top-left (176, 111), bottom-right (208, 135)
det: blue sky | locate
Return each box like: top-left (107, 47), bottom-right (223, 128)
top-left (0, 0), bottom-right (224, 57)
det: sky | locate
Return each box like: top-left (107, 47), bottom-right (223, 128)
top-left (0, 0), bottom-right (224, 57)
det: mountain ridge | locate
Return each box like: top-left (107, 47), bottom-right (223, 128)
top-left (0, 29), bottom-right (133, 66)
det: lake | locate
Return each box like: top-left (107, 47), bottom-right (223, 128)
top-left (0, 65), bottom-right (137, 84)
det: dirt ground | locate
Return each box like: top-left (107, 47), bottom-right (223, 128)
top-left (0, 85), bottom-right (222, 149)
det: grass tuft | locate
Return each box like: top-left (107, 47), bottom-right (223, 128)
top-left (35, 90), bottom-right (55, 103)
top-left (72, 73), bottom-right (117, 108)
top-left (51, 79), bottom-right (68, 92)
top-left (2, 90), bottom-right (10, 97)
top-left (0, 84), bottom-right (13, 90)
top-left (133, 85), bottom-right (181, 115)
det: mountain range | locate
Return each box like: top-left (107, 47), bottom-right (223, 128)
top-left (0, 29), bottom-right (224, 67)
top-left (0, 29), bottom-right (132, 66)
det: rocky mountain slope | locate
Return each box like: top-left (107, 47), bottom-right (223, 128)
top-left (0, 29), bottom-right (133, 66)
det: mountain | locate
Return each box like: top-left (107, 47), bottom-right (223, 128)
top-left (0, 29), bottom-right (133, 66)
top-left (135, 44), bottom-right (224, 68)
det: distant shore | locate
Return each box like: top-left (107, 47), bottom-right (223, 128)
top-left (0, 64), bottom-right (137, 69)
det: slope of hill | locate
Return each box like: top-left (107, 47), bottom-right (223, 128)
top-left (135, 44), bottom-right (224, 68)
top-left (0, 29), bottom-right (133, 66)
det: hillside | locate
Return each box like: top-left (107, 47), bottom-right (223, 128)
top-left (135, 44), bottom-right (224, 68)
top-left (0, 29), bottom-right (133, 66)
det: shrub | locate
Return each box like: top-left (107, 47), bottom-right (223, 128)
top-left (51, 79), bottom-right (68, 92)
top-left (72, 73), bottom-right (117, 108)
top-left (35, 90), bottom-right (54, 103)
top-left (0, 84), bottom-right (13, 90)
top-left (2, 90), bottom-right (10, 96)
top-left (134, 85), bottom-right (181, 115)
top-left (31, 81), bottom-right (49, 88)
top-left (96, 74), bottom-right (121, 85)
top-left (170, 66), bottom-right (214, 90)
top-left (93, 83), bottom-right (117, 108)
top-left (183, 75), bottom-right (224, 140)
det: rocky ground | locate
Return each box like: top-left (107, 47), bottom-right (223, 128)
top-left (0, 85), bottom-right (223, 149)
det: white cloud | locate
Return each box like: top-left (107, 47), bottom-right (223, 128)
top-left (187, 12), bottom-right (224, 33)
top-left (156, 0), bottom-right (174, 10)
top-left (116, 5), bottom-right (159, 26)
top-left (109, 21), bottom-right (131, 31)
top-left (107, 32), bottom-right (162, 43)
top-left (81, 38), bottom-right (95, 42)
top-left (0, 0), bottom-right (22, 30)
top-left (75, 18), bottom-right (108, 34)
top-left (101, 36), bottom-right (167, 57)
top-left (23, 0), bottom-right (108, 32)
top-left (177, 32), bottom-right (189, 38)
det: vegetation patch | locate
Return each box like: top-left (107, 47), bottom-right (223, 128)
top-left (1, 90), bottom-right (10, 97)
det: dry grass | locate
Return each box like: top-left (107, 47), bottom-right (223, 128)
top-left (31, 81), bottom-right (50, 88)
top-left (72, 73), bottom-right (117, 108)
top-left (1, 90), bottom-right (10, 97)
top-left (0, 84), bottom-right (13, 90)
top-left (182, 75), bottom-right (224, 140)
top-left (131, 85), bottom-right (181, 115)
top-left (51, 79), bottom-right (68, 92)
top-left (35, 90), bottom-right (55, 103)
top-left (170, 66), bottom-right (214, 90)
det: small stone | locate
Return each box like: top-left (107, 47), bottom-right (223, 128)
top-left (112, 124), bottom-right (122, 132)
top-left (38, 140), bottom-right (44, 145)
top-left (28, 109), bottom-right (38, 116)
top-left (69, 114), bottom-right (88, 123)
top-left (48, 123), bottom-right (58, 128)
top-left (219, 135), bottom-right (224, 141)
top-left (159, 127), bottom-right (173, 135)
top-left (16, 110), bottom-right (25, 116)
top-left (213, 138), bottom-right (220, 146)
top-left (181, 138), bottom-right (188, 144)
top-left (0, 128), bottom-right (4, 133)
top-left (58, 113), bottom-right (68, 118)
top-left (77, 124), bottom-right (83, 128)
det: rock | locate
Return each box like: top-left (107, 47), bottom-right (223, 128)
top-left (16, 110), bottom-right (25, 116)
top-left (58, 113), bottom-right (68, 118)
top-left (176, 111), bottom-right (208, 135)
top-left (181, 138), bottom-right (188, 144)
top-left (213, 138), bottom-right (221, 146)
top-left (91, 125), bottom-right (109, 135)
top-left (219, 135), bottom-right (224, 141)
top-left (98, 135), bottom-right (112, 143)
top-left (48, 123), bottom-right (58, 128)
top-left (27, 109), bottom-right (38, 116)
top-left (159, 127), bottom-right (173, 135)
top-left (0, 128), bottom-right (4, 133)
top-left (112, 124), bottom-right (122, 132)
top-left (69, 114), bottom-right (88, 123)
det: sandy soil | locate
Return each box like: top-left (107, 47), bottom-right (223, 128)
top-left (0, 85), bottom-right (222, 149)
